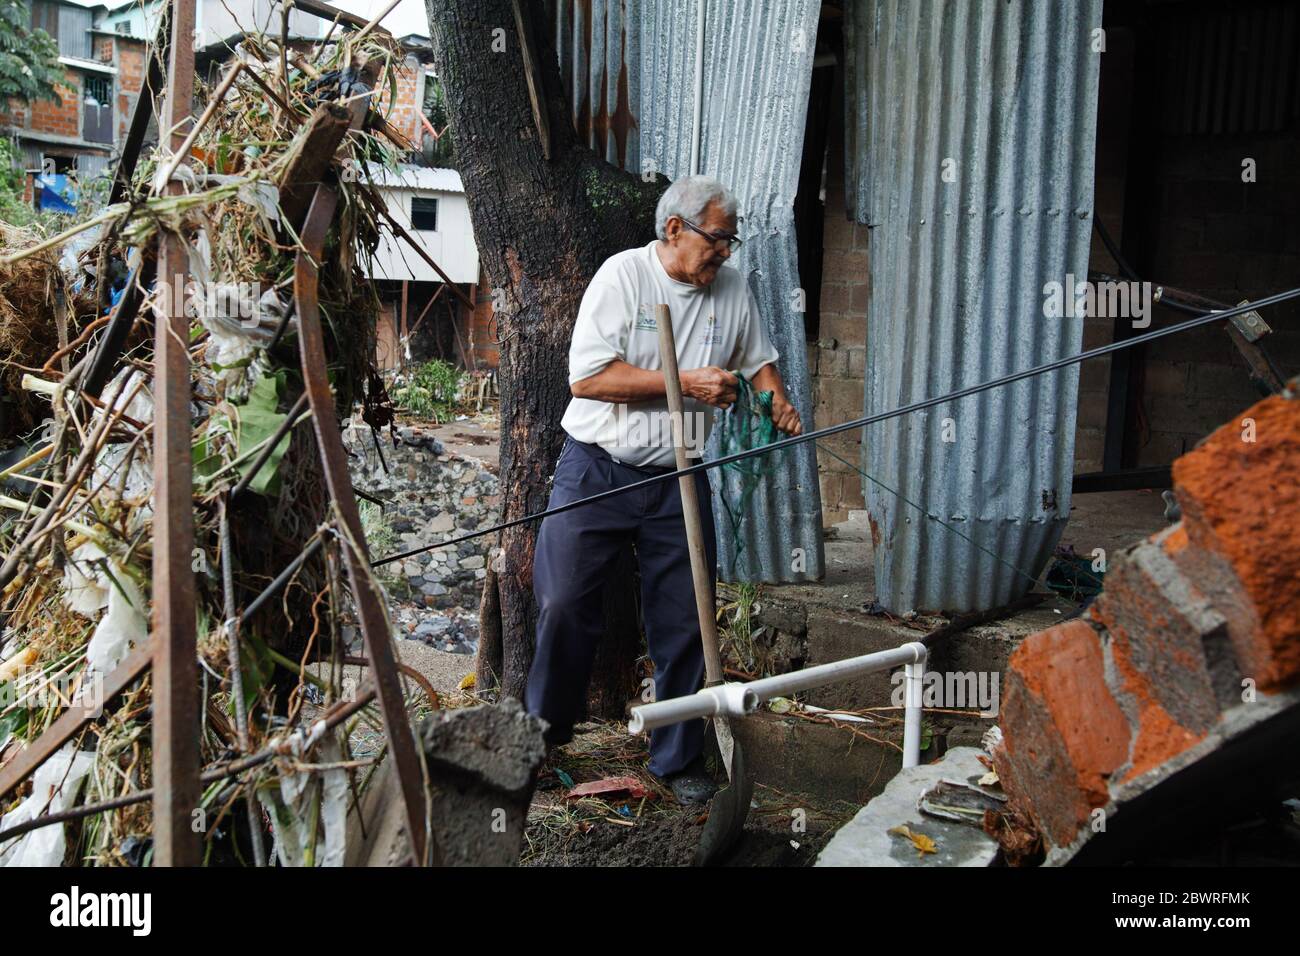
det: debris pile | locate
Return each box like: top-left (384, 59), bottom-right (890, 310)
top-left (990, 387), bottom-right (1300, 862)
top-left (0, 14), bottom-right (441, 866)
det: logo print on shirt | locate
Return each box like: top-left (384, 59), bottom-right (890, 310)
top-left (634, 305), bottom-right (657, 331)
top-left (703, 313), bottom-right (724, 345)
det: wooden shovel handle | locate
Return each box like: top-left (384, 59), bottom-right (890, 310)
top-left (655, 303), bottom-right (724, 687)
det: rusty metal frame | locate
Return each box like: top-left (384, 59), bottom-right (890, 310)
top-left (1, 10), bottom-right (456, 865)
top-left (295, 183), bottom-right (437, 866)
top-left (150, 0), bottom-right (201, 867)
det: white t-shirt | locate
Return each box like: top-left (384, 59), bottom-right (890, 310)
top-left (560, 241), bottom-right (780, 467)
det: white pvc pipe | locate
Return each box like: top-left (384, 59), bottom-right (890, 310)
top-left (902, 654), bottom-right (926, 768)
top-left (627, 682), bottom-right (757, 734)
top-left (629, 642), bottom-right (930, 767)
top-left (689, 0), bottom-right (706, 175)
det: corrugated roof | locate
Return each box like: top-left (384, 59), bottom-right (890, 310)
top-left (362, 163), bottom-right (465, 192)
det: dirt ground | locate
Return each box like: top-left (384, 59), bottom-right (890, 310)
top-left (521, 721), bottom-right (859, 867)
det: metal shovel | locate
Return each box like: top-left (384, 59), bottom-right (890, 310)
top-left (654, 303), bottom-right (754, 866)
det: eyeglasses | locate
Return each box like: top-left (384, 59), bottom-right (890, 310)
top-left (679, 217), bottom-right (743, 251)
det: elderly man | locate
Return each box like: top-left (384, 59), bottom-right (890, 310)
top-left (524, 175), bottom-right (803, 803)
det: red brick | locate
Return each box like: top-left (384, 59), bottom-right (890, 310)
top-left (995, 618), bottom-right (1131, 848)
top-left (1172, 394), bottom-right (1300, 691)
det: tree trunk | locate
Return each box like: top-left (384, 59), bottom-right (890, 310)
top-left (428, 0), bottom-right (662, 713)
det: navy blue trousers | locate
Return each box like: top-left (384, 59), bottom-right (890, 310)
top-left (525, 435), bottom-right (717, 778)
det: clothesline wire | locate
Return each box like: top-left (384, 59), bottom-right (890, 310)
top-left (372, 285), bottom-right (1300, 569)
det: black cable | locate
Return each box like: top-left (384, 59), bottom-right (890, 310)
top-left (371, 285), bottom-right (1300, 568)
top-left (1093, 216), bottom-right (1140, 282)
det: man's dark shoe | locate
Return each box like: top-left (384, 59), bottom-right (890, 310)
top-left (663, 757), bottom-right (718, 805)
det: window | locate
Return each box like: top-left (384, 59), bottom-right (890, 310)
top-left (84, 76), bottom-right (111, 107)
top-left (410, 196), bottom-right (438, 231)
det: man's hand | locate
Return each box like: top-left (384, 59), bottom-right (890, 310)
top-left (770, 393), bottom-right (802, 436)
top-left (750, 362), bottom-right (802, 435)
top-left (682, 366), bottom-right (738, 409)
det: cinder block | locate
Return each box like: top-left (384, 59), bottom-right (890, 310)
top-left (1143, 360), bottom-right (1190, 399)
top-left (822, 214), bottom-right (855, 252)
top-left (1134, 430), bottom-right (1188, 468)
top-left (819, 282), bottom-right (849, 314)
top-left (822, 312), bottom-right (864, 346)
top-left (849, 279), bottom-right (871, 314)
top-left (822, 249), bottom-right (870, 283)
top-left (803, 609), bottom-right (918, 709)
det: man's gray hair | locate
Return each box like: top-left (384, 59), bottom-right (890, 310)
top-left (654, 175), bottom-right (739, 240)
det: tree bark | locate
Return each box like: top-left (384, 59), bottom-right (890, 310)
top-left (428, 0), bottom-right (662, 712)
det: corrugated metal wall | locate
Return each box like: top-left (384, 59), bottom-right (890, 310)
top-left (847, 0), bottom-right (1103, 612)
top-left (57, 4), bottom-right (95, 61)
top-left (554, 0), bottom-right (826, 583)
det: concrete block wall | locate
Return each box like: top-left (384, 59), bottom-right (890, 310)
top-left (993, 389), bottom-right (1300, 854)
top-left (811, 115), bottom-right (867, 525)
top-left (1132, 131), bottom-right (1300, 467)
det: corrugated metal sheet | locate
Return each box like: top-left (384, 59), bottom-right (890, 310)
top-left (553, 0), bottom-right (642, 170)
top-left (848, 0), bottom-right (1103, 612)
top-left (76, 152), bottom-right (111, 182)
top-left (363, 163), bottom-right (465, 192)
top-left (554, 0), bottom-right (826, 583)
top-left (57, 5), bottom-right (95, 61)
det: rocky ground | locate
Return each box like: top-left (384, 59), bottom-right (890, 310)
top-left (343, 412), bottom-right (500, 656)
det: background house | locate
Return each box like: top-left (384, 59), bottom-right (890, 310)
top-left (2, 0), bottom-right (494, 373)
top-left (3, 0), bottom-right (147, 185)
top-left (363, 162), bottom-right (495, 373)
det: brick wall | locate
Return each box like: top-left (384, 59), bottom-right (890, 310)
top-left (115, 39), bottom-right (146, 144)
top-left (993, 390), bottom-right (1300, 856)
top-left (811, 107), bottom-right (867, 524)
top-left (377, 55), bottom-right (424, 146)
top-left (28, 71), bottom-right (80, 139)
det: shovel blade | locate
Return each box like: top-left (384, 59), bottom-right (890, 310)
top-left (693, 733), bottom-right (753, 866)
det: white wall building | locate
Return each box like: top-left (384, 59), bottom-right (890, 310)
top-left (362, 164), bottom-right (478, 285)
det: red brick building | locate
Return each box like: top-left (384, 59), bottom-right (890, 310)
top-left (2, 0), bottom-right (497, 374)
top-left (2, 1), bottom-right (147, 186)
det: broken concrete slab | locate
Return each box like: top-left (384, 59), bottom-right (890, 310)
top-left (346, 698), bottom-right (547, 866)
top-left (815, 747), bottom-right (999, 867)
